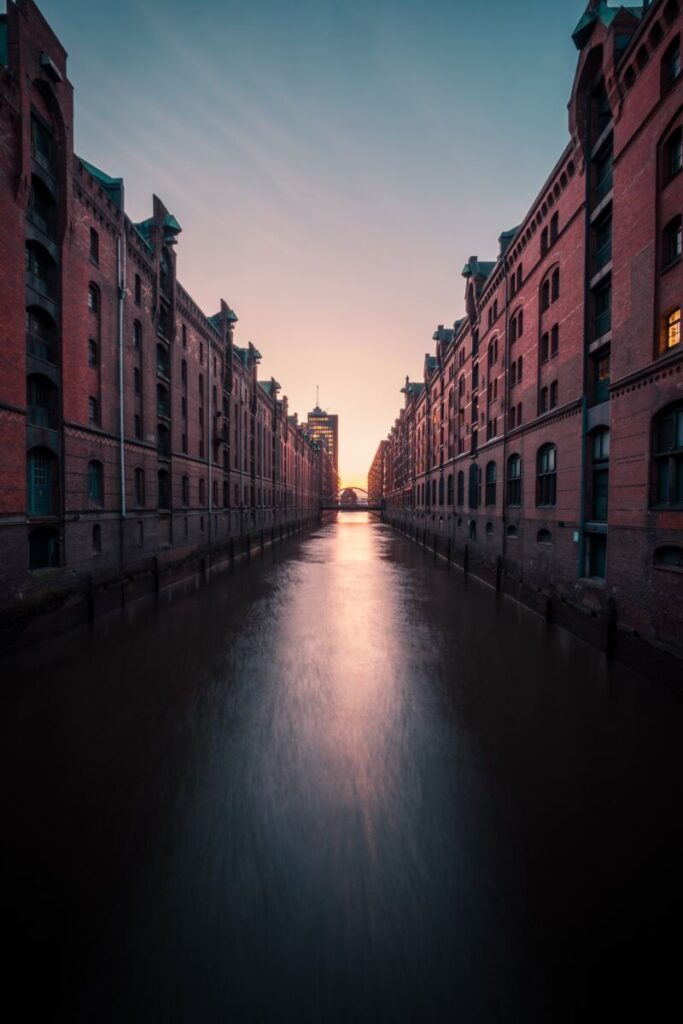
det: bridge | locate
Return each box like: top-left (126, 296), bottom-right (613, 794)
top-left (321, 486), bottom-right (383, 512)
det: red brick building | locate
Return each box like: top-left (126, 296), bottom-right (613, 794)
top-left (375, 0), bottom-right (683, 662)
top-left (0, 0), bottom-right (322, 621)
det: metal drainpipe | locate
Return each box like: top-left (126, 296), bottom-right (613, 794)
top-left (117, 236), bottom-right (126, 553)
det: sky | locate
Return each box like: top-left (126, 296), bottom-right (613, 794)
top-left (37, 0), bottom-right (586, 488)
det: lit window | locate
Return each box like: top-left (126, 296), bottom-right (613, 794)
top-left (662, 308), bottom-right (681, 352)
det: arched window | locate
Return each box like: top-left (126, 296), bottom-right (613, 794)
top-left (26, 374), bottom-right (58, 429)
top-left (485, 522), bottom-right (494, 536)
top-left (506, 524), bottom-right (518, 538)
top-left (541, 279), bottom-right (550, 311)
top-left (26, 241), bottom-right (57, 299)
top-left (507, 454), bottom-right (522, 506)
top-left (485, 461), bottom-right (496, 506)
top-left (652, 402), bottom-right (683, 506)
top-left (551, 268), bottom-right (560, 302)
top-left (27, 448), bottom-right (57, 516)
top-left (26, 306), bottom-right (58, 364)
top-left (590, 428), bottom-right (610, 521)
top-left (447, 473), bottom-right (454, 505)
top-left (536, 444), bottom-right (557, 507)
top-left (537, 529), bottom-right (552, 545)
top-left (457, 471), bottom-right (464, 506)
top-left (158, 469), bottom-right (170, 509)
top-left (28, 526), bottom-right (59, 570)
top-left (134, 467), bottom-right (145, 507)
top-left (88, 460), bottom-right (103, 504)
top-left (468, 463), bottom-right (480, 509)
top-left (661, 35), bottom-right (681, 95)
top-left (87, 282), bottom-right (100, 314)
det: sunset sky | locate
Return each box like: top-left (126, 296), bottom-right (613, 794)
top-left (39, 0), bottom-right (585, 488)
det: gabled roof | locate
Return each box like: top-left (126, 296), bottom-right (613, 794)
top-left (572, 2), bottom-right (643, 50)
top-left (403, 381), bottom-right (424, 397)
top-left (79, 157), bottom-right (124, 209)
top-left (432, 325), bottom-right (454, 344)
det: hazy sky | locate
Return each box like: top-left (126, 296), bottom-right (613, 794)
top-left (38, 0), bottom-right (585, 487)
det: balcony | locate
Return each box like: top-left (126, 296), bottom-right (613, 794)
top-left (27, 332), bottom-right (57, 365)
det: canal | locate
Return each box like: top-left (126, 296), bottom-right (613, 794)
top-left (2, 513), bottom-right (682, 1022)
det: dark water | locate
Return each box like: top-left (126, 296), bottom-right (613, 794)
top-left (2, 514), bottom-right (682, 1022)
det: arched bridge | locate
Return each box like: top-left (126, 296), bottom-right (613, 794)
top-left (322, 486), bottom-right (383, 512)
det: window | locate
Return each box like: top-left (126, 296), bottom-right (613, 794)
top-left (29, 526), bottom-right (59, 569)
top-left (156, 343), bottom-right (170, 377)
top-left (506, 524), bottom-right (518, 538)
top-left (540, 387), bottom-right (549, 413)
top-left (457, 471), bottom-right (464, 506)
top-left (134, 274), bottom-right (142, 306)
top-left (594, 145), bottom-right (613, 203)
top-left (26, 306), bottom-right (57, 364)
top-left (223, 481), bottom-right (229, 508)
top-left (486, 522), bottom-right (494, 537)
top-left (488, 337), bottom-right (498, 367)
top-left (509, 405), bottom-right (517, 430)
top-left (182, 475), bottom-right (189, 506)
top-left (157, 423), bottom-right (170, 457)
top-left (88, 396), bottom-right (99, 426)
top-left (87, 283), bottom-right (99, 314)
top-left (92, 524), bottom-right (102, 554)
top-left (536, 444), bottom-right (557, 506)
top-left (134, 414), bottom-right (142, 440)
top-left (485, 461), bottom-right (496, 506)
top-left (517, 310), bottom-right (523, 337)
top-left (200, 342), bottom-right (204, 364)
top-left (468, 463), bottom-right (480, 509)
top-left (182, 324), bottom-right (187, 349)
top-left (551, 269), bottom-right (560, 302)
top-left (594, 282), bottom-right (612, 338)
top-left (550, 381), bottom-right (559, 409)
top-left (157, 384), bottom-right (169, 417)
top-left (550, 324), bottom-right (559, 357)
top-left (27, 374), bottom-right (57, 429)
top-left (507, 455), bottom-right (522, 506)
top-left (594, 348), bottom-right (610, 403)
top-left (654, 545), bottom-right (683, 570)
top-left (90, 228), bottom-right (99, 265)
top-left (213, 480), bottom-right (219, 506)
top-left (666, 128), bottom-right (682, 182)
top-left (158, 469), bottom-right (170, 510)
top-left (432, 479), bottom-right (437, 506)
top-left (133, 320), bottom-right (142, 350)
top-left (663, 216), bottom-right (682, 268)
top-left (516, 264), bottom-right (523, 291)
top-left (541, 333), bottom-right (549, 363)
top-left (26, 242), bottom-right (56, 298)
top-left (541, 280), bottom-right (550, 311)
top-left (662, 37), bottom-right (681, 94)
top-left (29, 177), bottom-right (56, 238)
top-left (199, 478), bottom-right (206, 505)
top-left (541, 226), bottom-right (549, 255)
top-left (88, 460), bottom-right (103, 504)
top-left (661, 308), bottom-right (681, 352)
top-left (550, 212), bottom-right (559, 244)
top-left (537, 529), bottom-right (552, 545)
top-left (134, 467), bottom-right (145, 507)
top-left (27, 448), bottom-right (57, 516)
top-left (181, 360), bottom-right (187, 385)
top-left (88, 339), bottom-right (98, 368)
top-left (584, 534), bottom-right (607, 579)
top-left (595, 215), bottom-right (612, 272)
top-left (590, 428), bottom-right (610, 521)
top-left (652, 402), bottom-right (683, 506)
top-left (31, 116), bottom-right (54, 174)
top-left (447, 474), bottom-right (454, 505)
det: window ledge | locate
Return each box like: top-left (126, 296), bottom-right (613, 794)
top-left (654, 563), bottom-right (683, 574)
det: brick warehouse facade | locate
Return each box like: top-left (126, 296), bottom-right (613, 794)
top-left (0, 0), bottom-right (324, 631)
top-left (372, 0), bottom-right (683, 664)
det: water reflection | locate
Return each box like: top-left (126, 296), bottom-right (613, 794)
top-left (1, 514), bottom-right (682, 1022)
